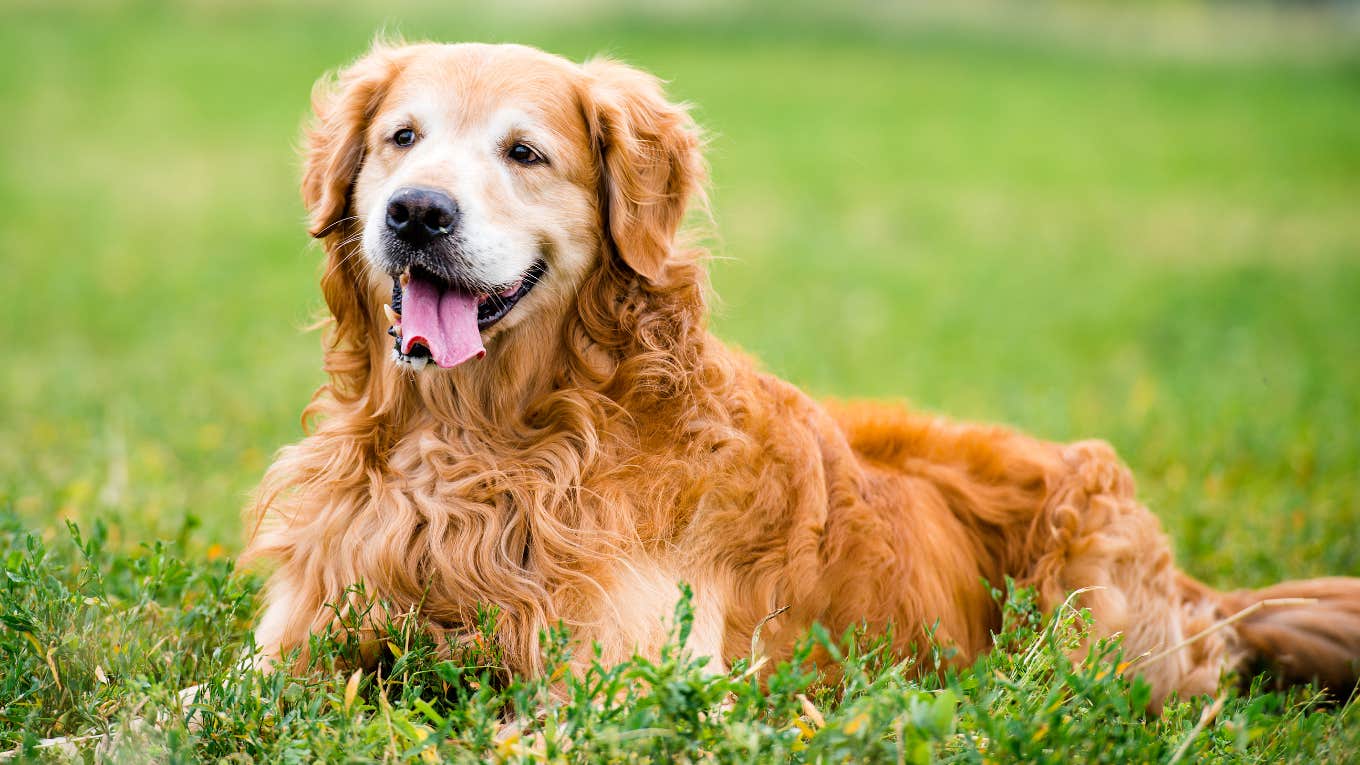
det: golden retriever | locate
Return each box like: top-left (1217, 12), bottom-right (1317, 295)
top-left (245, 41), bottom-right (1360, 709)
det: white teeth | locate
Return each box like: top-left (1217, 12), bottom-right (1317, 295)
top-left (391, 347), bottom-right (429, 371)
top-left (383, 304), bottom-right (400, 325)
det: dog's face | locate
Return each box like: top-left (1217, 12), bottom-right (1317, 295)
top-left (301, 43), bottom-right (704, 372)
top-left (352, 46), bottom-right (596, 369)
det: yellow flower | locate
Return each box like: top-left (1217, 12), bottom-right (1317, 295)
top-left (844, 713), bottom-right (870, 735)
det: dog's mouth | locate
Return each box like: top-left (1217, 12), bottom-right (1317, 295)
top-left (386, 260), bottom-right (547, 370)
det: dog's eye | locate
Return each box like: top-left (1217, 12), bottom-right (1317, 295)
top-left (507, 143), bottom-right (544, 166)
top-left (392, 128), bottom-right (417, 147)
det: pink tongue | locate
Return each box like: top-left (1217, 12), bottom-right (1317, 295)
top-left (400, 274), bottom-right (485, 368)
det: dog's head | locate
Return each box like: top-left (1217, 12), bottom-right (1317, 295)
top-left (302, 42), bottom-right (704, 375)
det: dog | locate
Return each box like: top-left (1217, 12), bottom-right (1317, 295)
top-left (244, 40), bottom-right (1360, 710)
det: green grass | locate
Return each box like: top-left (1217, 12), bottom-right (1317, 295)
top-left (5, 521), bottom-right (1358, 761)
top-left (2, 1), bottom-right (1358, 761)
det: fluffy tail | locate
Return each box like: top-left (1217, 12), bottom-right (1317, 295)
top-left (1219, 577), bottom-right (1360, 693)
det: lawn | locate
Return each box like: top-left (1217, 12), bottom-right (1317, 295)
top-left (1, 1), bottom-right (1358, 761)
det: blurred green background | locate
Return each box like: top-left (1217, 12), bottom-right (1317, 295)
top-left (1, 1), bottom-right (1357, 588)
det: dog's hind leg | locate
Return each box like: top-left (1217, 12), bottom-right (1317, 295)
top-left (1021, 440), bottom-right (1237, 710)
top-left (1025, 440), bottom-right (1360, 708)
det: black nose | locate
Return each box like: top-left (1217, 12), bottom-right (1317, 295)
top-left (385, 187), bottom-right (459, 246)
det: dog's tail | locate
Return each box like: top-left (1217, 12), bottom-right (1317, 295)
top-left (1211, 576), bottom-right (1360, 693)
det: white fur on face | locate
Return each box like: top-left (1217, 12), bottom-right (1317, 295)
top-left (347, 49), bottom-right (606, 348)
top-left (358, 110), bottom-right (542, 288)
top-left (355, 87), bottom-right (593, 292)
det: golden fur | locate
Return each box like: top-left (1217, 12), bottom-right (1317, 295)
top-left (245, 41), bottom-right (1360, 709)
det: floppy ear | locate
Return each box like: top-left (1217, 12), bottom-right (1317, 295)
top-left (580, 59), bottom-right (706, 283)
top-left (300, 45), bottom-right (407, 400)
top-left (302, 46), bottom-right (404, 239)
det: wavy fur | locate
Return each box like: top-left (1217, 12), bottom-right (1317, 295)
top-left (245, 42), bottom-right (1360, 708)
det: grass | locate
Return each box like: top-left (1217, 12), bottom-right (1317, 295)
top-left (4, 520), bottom-right (1357, 761)
top-left (1, 0), bottom-right (1358, 761)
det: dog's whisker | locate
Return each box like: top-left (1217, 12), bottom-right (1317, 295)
top-left (312, 214), bottom-right (361, 238)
